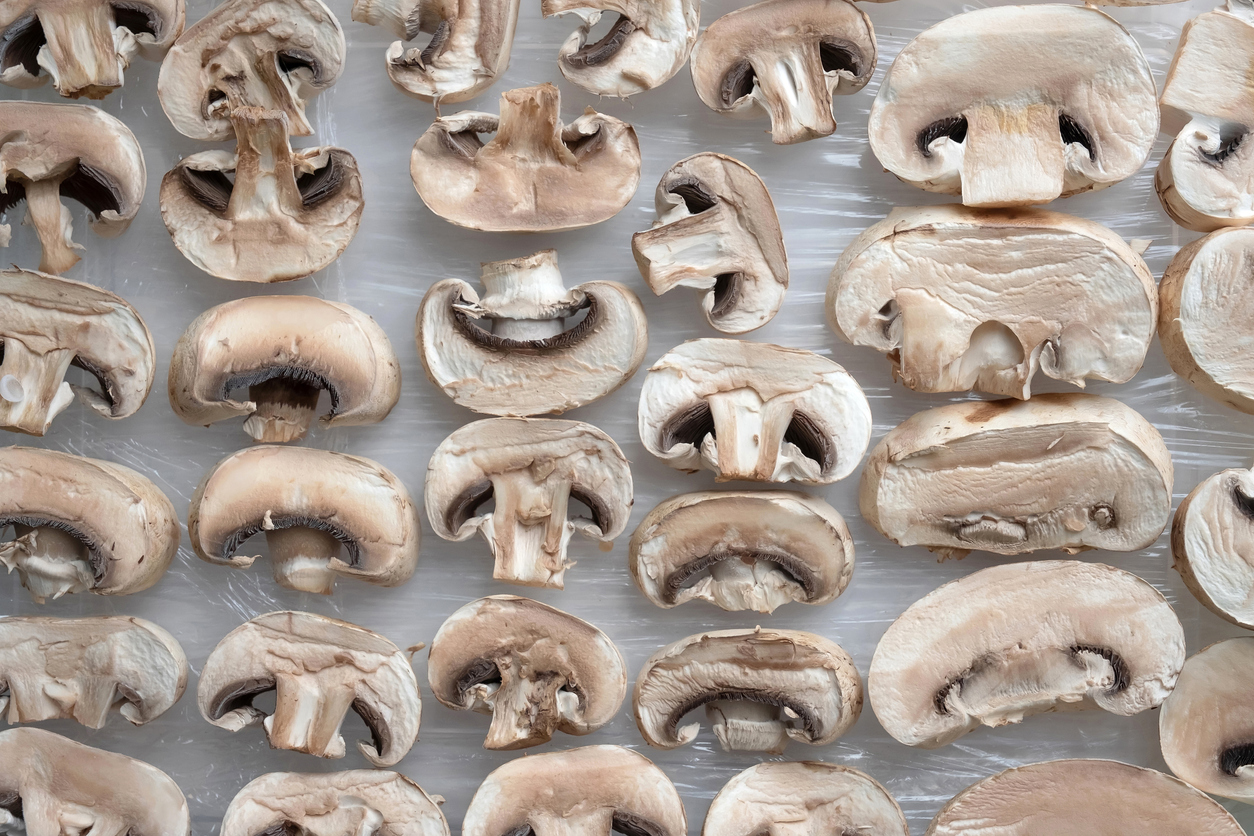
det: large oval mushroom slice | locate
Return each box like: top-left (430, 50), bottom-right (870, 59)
top-left (868, 5), bottom-right (1157, 207)
top-left (860, 394), bottom-right (1173, 559)
top-left (630, 490), bottom-right (853, 613)
top-left (632, 153), bottom-right (788, 334)
top-left (1172, 466), bottom-right (1254, 627)
top-left (427, 595), bottom-right (626, 750)
top-left (410, 84), bottom-right (641, 232)
top-left (633, 628), bottom-right (862, 752)
top-left (828, 205), bottom-right (1157, 399)
top-left (417, 249), bottom-right (647, 416)
top-left (638, 338), bottom-right (872, 485)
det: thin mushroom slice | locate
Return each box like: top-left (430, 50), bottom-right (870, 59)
top-left (1171, 465), bottom-right (1254, 627)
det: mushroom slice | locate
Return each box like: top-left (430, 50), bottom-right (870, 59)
top-left (689, 0), bottom-right (875, 145)
top-left (0, 446), bottom-right (179, 604)
top-left (633, 627), bottom-right (862, 752)
top-left (463, 745), bottom-right (687, 836)
top-left (189, 445), bottom-right (420, 595)
top-left (630, 490), bottom-right (853, 613)
top-left (867, 5), bottom-right (1157, 207)
top-left (632, 153), bottom-right (788, 334)
top-left (1171, 465), bottom-right (1254, 627)
top-left (198, 611), bottom-right (421, 767)
top-left (427, 595), bottom-right (626, 750)
top-left (425, 418), bottom-right (632, 588)
top-left (410, 83), bottom-right (641, 232)
top-left (170, 295), bottom-right (400, 442)
top-left (0, 101), bottom-right (145, 274)
top-left (860, 394), bottom-right (1173, 559)
top-left (638, 338), bottom-right (872, 485)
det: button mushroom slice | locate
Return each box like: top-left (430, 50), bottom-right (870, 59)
top-left (632, 153), bottom-right (788, 334)
top-left (638, 338), bottom-right (872, 485)
top-left (629, 490), bottom-right (853, 613)
top-left (868, 5), bottom-right (1158, 207)
top-left (198, 611), bottom-right (421, 767)
top-left (188, 445), bottom-right (420, 595)
top-left (425, 418), bottom-right (632, 589)
top-left (1170, 466), bottom-right (1254, 627)
top-left (410, 83), bottom-right (641, 232)
top-left (633, 627), bottom-right (862, 753)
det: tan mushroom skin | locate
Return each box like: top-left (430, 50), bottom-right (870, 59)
top-left (1171, 466), bottom-right (1254, 628)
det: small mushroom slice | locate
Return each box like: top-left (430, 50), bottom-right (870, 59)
top-left (425, 418), bottom-right (632, 588)
top-left (416, 249), bottom-right (647, 416)
top-left (633, 627), bottom-right (862, 753)
top-left (1171, 466), bottom-right (1254, 627)
top-left (630, 490), bottom-right (853, 613)
top-left (410, 84), bottom-right (641, 232)
top-left (632, 153), bottom-right (788, 334)
top-left (427, 595), bottom-right (626, 750)
top-left (690, 0), bottom-right (875, 145)
top-left (198, 611), bottom-right (421, 767)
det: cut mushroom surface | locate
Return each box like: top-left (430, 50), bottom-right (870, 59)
top-left (1172, 466), bottom-right (1254, 627)
top-left (827, 205), bottom-right (1157, 399)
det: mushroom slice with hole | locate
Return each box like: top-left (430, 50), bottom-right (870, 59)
top-left (198, 611), bottom-right (421, 767)
top-left (632, 153), bottom-right (788, 334)
top-left (827, 205), bottom-right (1157, 399)
top-left (425, 418), bottom-right (632, 589)
top-left (189, 445), bottom-right (420, 595)
top-left (629, 490), bottom-right (853, 613)
top-left (859, 394), bottom-right (1173, 559)
top-left (427, 595), bottom-right (626, 750)
top-left (867, 5), bottom-right (1157, 207)
top-left (633, 627), bottom-right (861, 753)
top-left (1171, 465), bottom-right (1254, 627)
top-left (638, 338), bottom-right (872, 485)
top-left (410, 83), bottom-right (641, 232)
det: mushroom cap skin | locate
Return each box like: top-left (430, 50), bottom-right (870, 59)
top-left (1172, 467), bottom-right (1254, 628)
top-left (632, 153), bottom-right (788, 334)
top-left (462, 744), bottom-right (687, 836)
top-left (416, 249), bottom-right (647, 416)
top-left (197, 610), bottom-right (422, 767)
top-left (859, 394), bottom-right (1173, 559)
top-left (827, 204), bottom-right (1157, 399)
top-left (0, 446), bottom-right (180, 604)
top-left (426, 594), bottom-right (626, 750)
top-left (633, 627), bottom-right (862, 753)
top-left (629, 490), bottom-right (854, 614)
top-left (867, 5), bottom-right (1158, 208)
top-left (689, 0), bottom-right (876, 145)
top-left (410, 83), bottom-right (642, 233)
top-left (637, 338), bottom-right (873, 485)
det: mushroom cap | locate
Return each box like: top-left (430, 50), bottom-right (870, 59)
top-left (637, 338), bottom-right (872, 485)
top-left (1171, 466), bottom-right (1254, 628)
top-left (828, 204), bottom-right (1157, 399)
top-left (867, 5), bottom-right (1157, 208)
top-left (629, 490), bottom-right (854, 613)
top-left (859, 393), bottom-right (1173, 558)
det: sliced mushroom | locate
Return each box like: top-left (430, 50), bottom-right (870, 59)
top-left (633, 627), bottom-right (862, 752)
top-left (425, 418), bottom-right (632, 588)
top-left (410, 83), bottom-right (641, 232)
top-left (170, 295), bottom-right (400, 442)
top-left (860, 394), bottom-right (1173, 559)
top-left (630, 490), bottom-right (853, 613)
top-left (632, 153), bottom-right (788, 334)
top-left (638, 338), bottom-right (872, 484)
top-left (1171, 465), bottom-right (1254, 627)
top-left (690, 0), bottom-right (875, 145)
top-left (0, 101), bottom-right (145, 274)
top-left (427, 595), bottom-right (625, 750)
top-left (197, 610), bottom-right (421, 766)
top-left (867, 5), bottom-right (1157, 207)
top-left (189, 445), bottom-right (420, 595)
top-left (0, 446), bottom-right (179, 604)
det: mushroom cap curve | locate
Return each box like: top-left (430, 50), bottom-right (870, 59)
top-left (1171, 465), bottom-right (1254, 628)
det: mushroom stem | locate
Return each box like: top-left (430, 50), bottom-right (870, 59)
top-left (264, 527), bottom-right (343, 595)
top-left (35, 4), bottom-right (124, 98)
top-left (0, 338), bottom-right (77, 436)
top-left (21, 178), bottom-right (82, 274)
top-left (266, 672), bottom-right (355, 758)
top-left (756, 49), bottom-right (835, 144)
top-left (706, 700), bottom-right (790, 752)
top-left (225, 108), bottom-right (303, 223)
top-left (633, 204), bottom-right (740, 294)
top-left (483, 672), bottom-right (568, 750)
top-left (0, 525), bottom-right (93, 604)
top-left (942, 646), bottom-right (1117, 726)
top-left (704, 388), bottom-right (791, 481)
top-left (486, 472), bottom-right (573, 587)
top-left (244, 378), bottom-right (322, 443)
top-left (488, 86), bottom-right (576, 164)
top-left (477, 250), bottom-right (576, 340)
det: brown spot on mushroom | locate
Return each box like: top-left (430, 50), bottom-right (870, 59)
top-left (565, 15), bottom-right (637, 68)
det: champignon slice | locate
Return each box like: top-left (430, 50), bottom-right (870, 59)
top-left (690, 0), bottom-right (875, 145)
top-left (632, 153), bottom-right (788, 334)
top-left (860, 394), bottom-right (1173, 559)
top-left (189, 445), bottom-right (420, 595)
top-left (425, 418), bottom-right (632, 588)
top-left (198, 611), bottom-right (421, 767)
top-left (633, 627), bottom-right (861, 752)
top-left (410, 83), bottom-right (641, 232)
top-left (1171, 466), bottom-right (1254, 627)
top-left (868, 5), bottom-right (1157, 207)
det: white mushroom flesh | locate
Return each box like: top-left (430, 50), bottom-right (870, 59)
top-left (1172, 466), bottom-right (1254, 627)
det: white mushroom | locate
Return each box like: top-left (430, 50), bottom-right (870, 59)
top-left (1171, 465), bottom-right (1254, 627)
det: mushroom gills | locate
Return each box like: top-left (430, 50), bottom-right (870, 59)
top-left (221, 365), bottom-right (340, 443)
top-left (502, 814), bottom-right (665, 836)
top-left (221, 514), bottom-right (361, 595)
top-left (676, 690), bottom-right (815, 753)
top-left (660, 399), bottom-right (835, 480)
top-left (0, 516), bottom-right (100, 603)
top-left (0, 161), bottom-right (124, 274)
top-left (565, 14), bottom-right (636, 68)
top-left (664, 549), bottom-right (814, 610)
